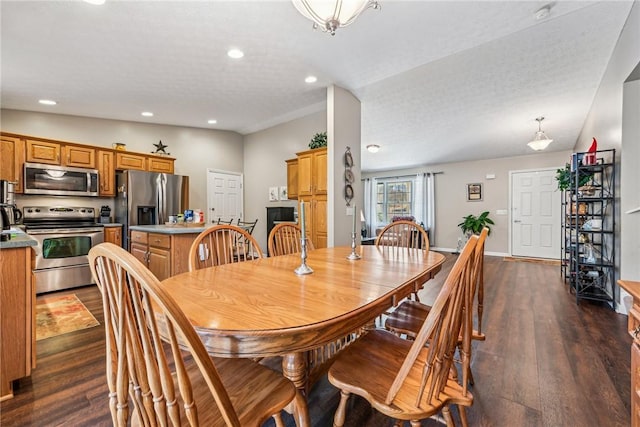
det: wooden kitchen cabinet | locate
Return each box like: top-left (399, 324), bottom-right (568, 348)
top-left (129, 230), bottom-right (198, 281)
top-left (286, 158), bottom-right (298, 199)
top-left (617, 280), bottom-right (640, 426)
top-left (116, 152), bottom-right (146, 171)
top-left (0, 134), bottom-right (25, 193)
top-left (97, 150), bottom-right (115, 197)
top-left (63, 145), bottom-right (95, 168)
top-left (104, 226), bottom-right (122, 247)
top-left (148, 156), bottom-right (174, 173)
top-left (25, 139), bottom-right (61, 165)
top-left (1, 246), bottom-right (35, 401)
top-left (295, 147), bottom-right (327, 248)
top-left (25, 139), bottom-right (95, 168)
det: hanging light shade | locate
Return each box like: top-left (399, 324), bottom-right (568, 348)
top-left (527, 117), bottom-right (553, 151)
top-left (292, 0), bottom-right (380, 35)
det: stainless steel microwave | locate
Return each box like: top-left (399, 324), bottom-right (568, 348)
top-left (24, 163), bottom-right (99, 196)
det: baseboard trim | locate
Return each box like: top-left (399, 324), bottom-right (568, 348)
top-left (503, 256), bottom-right (561, 265)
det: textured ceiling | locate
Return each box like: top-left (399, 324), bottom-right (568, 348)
top-left (0, 1), bottom-right (634, 172)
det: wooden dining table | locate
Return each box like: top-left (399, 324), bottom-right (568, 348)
top-left (159, 245), bottom-right (445, 397)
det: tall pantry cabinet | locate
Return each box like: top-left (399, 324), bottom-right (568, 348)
top-left (287, 147), bottom-right (327, 249)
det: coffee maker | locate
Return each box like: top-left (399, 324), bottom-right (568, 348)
top-left (0, 180), bottom-right (22, 225)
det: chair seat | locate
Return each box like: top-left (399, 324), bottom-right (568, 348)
top-left (132, 356), bottom-right (296, 427)
top-left (386, 300), bottom-right (486, 342)
top-left (328, 329), bottom-right (472, 421)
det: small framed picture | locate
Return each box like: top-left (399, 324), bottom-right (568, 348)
top-left (467, 183), bottom-right (482, 201)
top-left (269, 186), bottom-right (279, 201)
top-left (279, 186), bottom-right (288, 200)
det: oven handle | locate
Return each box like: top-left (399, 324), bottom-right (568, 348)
top-left (27, 227), bottom-right (104, 235)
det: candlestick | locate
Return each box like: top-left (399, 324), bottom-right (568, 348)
top-left (352, 204), bottom-right (356, 235)
top-left (347, 204), bottom-right (361, 260)
top-left (295, 201), bottom-right (313, 274)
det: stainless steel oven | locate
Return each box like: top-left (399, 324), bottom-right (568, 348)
top-left (23, 206), bottom-right (104, 294)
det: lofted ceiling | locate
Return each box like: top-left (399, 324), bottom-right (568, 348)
top-left (0, 1), bottom-right (634, 172)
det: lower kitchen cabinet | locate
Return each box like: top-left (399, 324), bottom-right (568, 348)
top-left (617, 280), bottom-right (640, 426)
top-left (1, 246), bottom-right (35, 401)
top-left (129, 230), bottom-right (199, 281)
top-left (104, 225), bottom-right (122, 247)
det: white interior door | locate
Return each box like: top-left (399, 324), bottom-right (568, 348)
top-left (206, 169), bottom-right (243, 225)
top-left (511, 169), bottom-right (561, 259)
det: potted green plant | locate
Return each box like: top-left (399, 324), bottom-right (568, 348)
top-left (555, 164), bottom-right (592, 191)
top-left (458, 211), bottom-right (494, 237)
top-left (308, 132), bottom-right (327, 149)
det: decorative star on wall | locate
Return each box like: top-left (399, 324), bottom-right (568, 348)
top-left (153, 140), bottom-right (169, 155)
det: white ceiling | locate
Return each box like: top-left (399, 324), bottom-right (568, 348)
top-left (0, 1), bottom-right (634, 171)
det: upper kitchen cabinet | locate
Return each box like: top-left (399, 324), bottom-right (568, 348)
top-left (63, 145), bottom-right (96, 168)
top-left (25, 138), bottom-right (96, 168)
top-left (25, 139), bottom-right (60, 165)
top-left (286, 158), bottom-right (298, 200)
top-left (148, 156), bottom-right (174, 174)
top-left (0, 134), bottom-right (25, 193)
top-left (115, 152), bottom-right (146, 171)
top-left (297, 147), bottom-right (327, 197)
top-left (97, 150), bottom-right (115, 197)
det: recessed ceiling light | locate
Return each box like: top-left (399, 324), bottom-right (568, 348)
top-left (305, 76), bottom-right (318, 84)
top-left (535, 5), bottom-right (551, 20)
top-left (366, 144), bottom-right (380, 153)
top-left (208, 119), bottom-right (217, 124)
top-left (39, 99), bottom-right (57, 106)
top-left (83, 0), bottom-right (106, 4)
top-left (141, 112), bottom-right (154, 117)
top-left (227, 48), bottom-right (244, 59)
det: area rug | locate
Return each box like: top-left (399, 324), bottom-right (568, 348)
top-left (36, 294), bottom-right (100, 341)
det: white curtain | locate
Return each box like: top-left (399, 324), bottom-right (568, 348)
top-left (414, 173), bottom-right (436, 245)
top-left (363, 177), bottom-right (377, 237)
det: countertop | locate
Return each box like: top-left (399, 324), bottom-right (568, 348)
top-left (102, 223), bottom-right (123, 228)
top-left (0, 227), bottom-right (37, 249)
top-left (129, 224), bottom-right (208, 234)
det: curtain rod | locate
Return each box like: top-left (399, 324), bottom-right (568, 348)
top-left (363, 171), bottom-right (444, 181)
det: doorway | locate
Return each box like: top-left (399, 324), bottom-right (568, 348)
top-left (510, 168), bottom-right (561, 259)
top-left (206, 169), bottom-right (243, 225)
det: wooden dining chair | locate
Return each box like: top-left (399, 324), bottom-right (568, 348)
top-left (384, 227), bottom-right (489, 385)
top-left (88, 242), bottom-right (308, 427)
top-left (188, 224), bottom-right (264, 271)
top-left (328, 235), bottom-right (478, 427)
top-left (267, 222), bottom-right (315, 257)
top-left (376, 220), bottom-right (430, 302)
top-left (236, 218), bottom-right (258, 235)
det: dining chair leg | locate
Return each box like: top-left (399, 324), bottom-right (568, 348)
top-left (333, 390), bottom-right (350, 427)
top-left (410, 420), bottom-right (421, 426)
top-left (293, 390), bottom-right (311, 427)
top-left (459, 405), bottom-right (469, 427)
top-left (273, 413), bottom-right (285, 427)
top-left (442, 406), bottom-right (455, 427)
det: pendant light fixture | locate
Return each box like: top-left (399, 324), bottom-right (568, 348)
top-left (527, 117), bottom-right (553, 151)
top-left (292, 0), bottom-right (380, 35)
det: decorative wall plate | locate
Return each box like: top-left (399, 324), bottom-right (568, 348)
top-left (344, 169), bottom-right (354, 183)
top-left (344, 151), bottom-right (353, 168)
top-left (344, 184), bottom-right (354, 205)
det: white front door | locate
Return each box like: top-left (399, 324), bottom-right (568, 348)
top-left (511, 168), bottom-right (561, 259)
top-left (206, 169), bottom-right (243, 225)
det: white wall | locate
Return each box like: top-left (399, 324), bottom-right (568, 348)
top-left (327, 85), bottom-right (362, 247)
top-left (243, 111), bottom-right (326, 251)
top-left (364, 150), bottom-right (571, 255)
top-left (1, 109), bottom-right (243, 215)
top-left (571, 2), bottom-right (639, 312)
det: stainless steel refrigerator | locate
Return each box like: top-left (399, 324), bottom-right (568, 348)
top-left (115, 170), bottom-right (189, 250)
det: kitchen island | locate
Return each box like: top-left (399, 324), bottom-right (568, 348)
top-left (0, 228), bottom-right (37, 401)
top-left (128, 224), bottom-right (209, 281)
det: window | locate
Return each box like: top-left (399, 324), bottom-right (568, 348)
top-left (376, 179), bottom-right (413, 224)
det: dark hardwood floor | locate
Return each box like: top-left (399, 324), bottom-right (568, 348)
top-left (0, 253), bottom-right (631, 426)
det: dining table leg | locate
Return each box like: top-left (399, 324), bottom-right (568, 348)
top-left (283, 352), bottom-right (308, 395)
